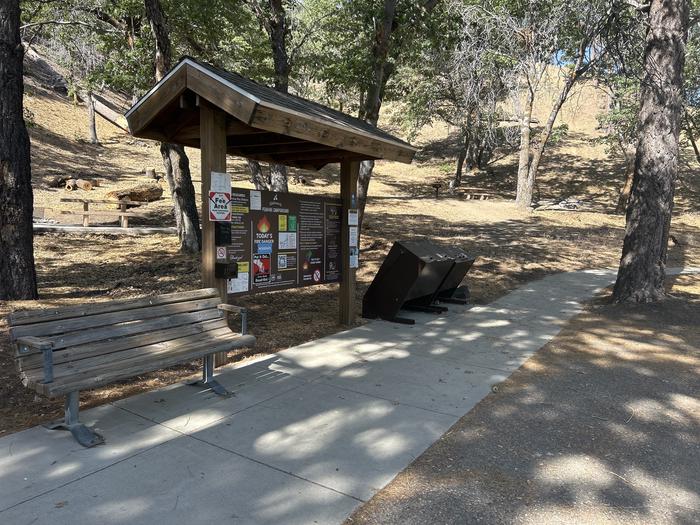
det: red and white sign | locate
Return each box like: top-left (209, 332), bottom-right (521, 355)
top-left (209, 191), bottom-right (231, 222)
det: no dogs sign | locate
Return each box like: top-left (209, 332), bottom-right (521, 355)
top-left (209, 191), bottom-right (231, 221)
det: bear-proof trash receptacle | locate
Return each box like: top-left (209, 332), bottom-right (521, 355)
top-left (362, 240), bottom-right (473, 324)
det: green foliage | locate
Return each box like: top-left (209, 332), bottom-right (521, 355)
top-left (547, 123), bottom-right (569, 146)
top-left (299, 0), bottom-right (443, 115)
top-left (20, 0), bottom-right (269, 97)
top-left (596, 76), bottom-right (639, 158)
top-left (166, 0), bottom-right (272, 82)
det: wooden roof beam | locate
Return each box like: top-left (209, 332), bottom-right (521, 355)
top-left (228, 142), bottom-right (334, 155)
top-left (225, 133), bottom-right (308, 148)
top-left (265, 150), bottom-right (372, 163)
top-left (249, 105), bottom-right (412, 163)
top-left (128, 66), bottom-right (188, 134)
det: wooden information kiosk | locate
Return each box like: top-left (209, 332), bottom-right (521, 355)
top-left (125, 57), bottom-right (416, 326)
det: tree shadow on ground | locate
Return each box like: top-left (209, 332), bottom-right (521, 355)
top-left (346, 288), bottom-right (700, 524)
top-left (3, 271), bottom-right (697, 523)
top-left (1, 202), bottom-right (697, 434)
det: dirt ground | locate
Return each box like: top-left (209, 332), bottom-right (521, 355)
top-left (1, 58), bottom-right (699, 436)
top-left (346, 275), bottom-right (700, 525)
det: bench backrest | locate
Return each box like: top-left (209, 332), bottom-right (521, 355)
top-left (9, 288), bottom-right (224, 374)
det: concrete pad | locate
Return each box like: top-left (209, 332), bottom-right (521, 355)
top-left (0, 403), bottom-right (178, 511)
top-left (268, 327), bottom-right (407, 381)
top-left (317, 347), bottom-right (506, 416)
top-left (192, 382), bottom-right (455, 501)
top-left (0, 435), bottom-right (360, 525)
top-left (114, 357), bottom-right (306, 433)
top-left (390, 334), bottom-right (535, 373)
top-left (6, 268), bottom-right (695, 523)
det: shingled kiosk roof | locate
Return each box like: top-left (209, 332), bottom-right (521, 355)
top-left (125, 57), bottom-right (417, 170)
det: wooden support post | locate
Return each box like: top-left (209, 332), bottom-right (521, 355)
top-left (119, 202), bottom-right (128, 228)
top-left (82, 201), bottom-right (89, 227)
top-left (200, 101), bottom-right (229, 366)
top-left (339, 160), bottom-right (360, 326)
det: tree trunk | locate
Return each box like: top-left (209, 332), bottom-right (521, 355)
top-left (86, 90), bottom-right (99, 144)
top-left (355, 0), bottom-right (438, 228)
top-left (161, 143), bottom-right (201, 252)
top-left (357, 159), bottom-right (374, 225)
top-left (515, 88), bottom-right (534, 208)
top-left (683, 110), bottom-right (700, 165)
top-left (253, 0), bottom-right (289, 191)
top-left (521, 75), bottom-right (579, 208)
top-left (452, 132), bottom-right (469, 188)
top-left (453, 148), bottom-right (467, 188)
top-left (269, 163), bottom-right (288, 192)
top-left (612, 0), bottom-right (689, 303)
top-left (0, 0), bottom-right (38, 300)
top-left (615, 147), bottom-right (635, 214)
top-left (516, 43), bottom-right (588, 209)
top-left (356, 0), bottom-right (398, 228)
top-left (268, 0), bottom-right (289, 94)
top-left (267, 0), bottom-right (288, 190)
top-left (145, 0), bottom-right (201, 252)
top-left (247, 159), bottom-right (269, 190)
top-left (144, 0), bottom-right (170, 81)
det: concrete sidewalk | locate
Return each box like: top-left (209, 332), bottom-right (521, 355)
top-left (1, 268), bottom-right (695, 524)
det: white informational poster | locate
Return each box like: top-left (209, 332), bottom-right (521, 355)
top-left (349, 226), bottom-right (358, 248)
top-left (348, 209), bottom-right (359, 226)
top-left (211, 171), bottom-right (231, 193)
top-left (349, 247), bottom-right (359, 269)
top-left (250, 190), bottom-right (262, 210)
top-left (227, 273), bottom-right (249, 294)
top-left (279, 232), bottom-right (297, 250)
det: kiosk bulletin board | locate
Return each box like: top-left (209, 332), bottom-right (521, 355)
top-left (214, 188), bottom-right (343, 298)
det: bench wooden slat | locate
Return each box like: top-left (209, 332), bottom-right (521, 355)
top-left (10, 297), bottom-right (221, 339)
top-left (60, 198), bottom-right (148, 205)
top-left (35, 334), bottom-right (256, 397)
top-left (16, 317), bottom-right (228, 371)
top-left (9, 288), bottom-right (219, 326)
top-left (14, 308), bottom-right (223, 358)
top-left (22, 326), bottom-right (236, 383)
top-left (58, 210), bottom-right (147, 218)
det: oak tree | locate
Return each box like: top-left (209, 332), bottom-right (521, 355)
top-left (612, 0), bottom-right (690, 302)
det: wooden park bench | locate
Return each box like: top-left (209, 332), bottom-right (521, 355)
top-left (8, 288), bottom-right (255, 448)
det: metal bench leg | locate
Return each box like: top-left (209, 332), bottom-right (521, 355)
top-left (187, 354), bottom-right (232, 397)
top-left (44, 391), bottom-right (104, 448)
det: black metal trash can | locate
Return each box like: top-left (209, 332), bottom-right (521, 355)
top-left (362, 240), bottom-right (473, 323)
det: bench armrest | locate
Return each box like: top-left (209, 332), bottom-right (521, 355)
top-left (217, 304), bottom-right (248, 335)
top-left (217, 304), bottom-right (245, 314)
top-left (15, 337), bottom-right (54, 383)
top-left (15, 336), bottom-right (53, 353)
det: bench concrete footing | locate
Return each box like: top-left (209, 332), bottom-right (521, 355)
top-left (44, 391), bottom-right (104, 448)
top-left (187, 354), bottom-right (232, 397)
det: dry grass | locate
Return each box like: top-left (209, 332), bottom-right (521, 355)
top-left (0, 66), bottom-right (698, 436)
